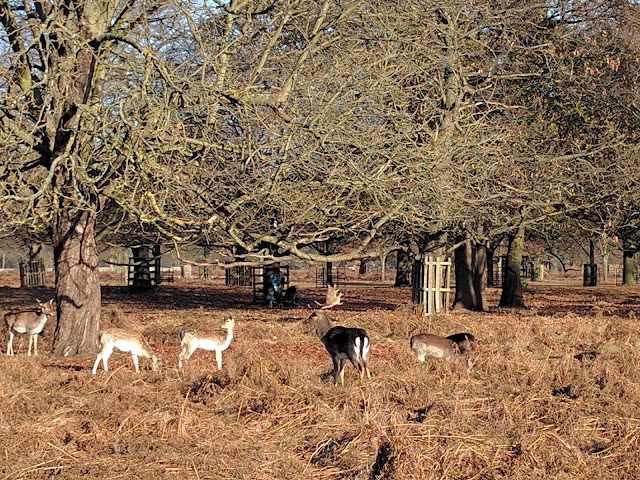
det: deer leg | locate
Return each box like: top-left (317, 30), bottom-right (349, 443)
top-left (359, 358), bottom-right (371, 379)
top-left (7, 331), bottom-right (15, 356)
top-left (32, 334), bottom-right (39, 356)
top-left (331, 356), bottom-right (341, 385)
top-left (181, 345), bottom-right (198, 367)
top-left (27, 335), bottom-right (33, 356)
top-left (178, 345), bottom-right (194, 369)
top-left (132, 354), bottom-right (140, 373)
top-left (339, 360), bottom-right (347, 386)
top-left (178, 345), bottom-right (188, 369)
top-left (215, 349), bottom-right (223, 370)
top-left (102, 348), bottom-right (114, 372)
top-left (92, 353), bottom-right (103, 374)
top-left (348, 353), bottom-right (363, 377)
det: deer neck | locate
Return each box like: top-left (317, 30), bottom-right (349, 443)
top-left (314, 315), bottom-right (333, 339)
top-left (221, 326), bottom-right (234, 349)
top-left (34, 311), bottom-right (49, 326)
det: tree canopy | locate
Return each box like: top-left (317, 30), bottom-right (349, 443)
top-left (1, 0), bottom-right (640, 352)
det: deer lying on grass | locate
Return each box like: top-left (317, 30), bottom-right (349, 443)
top-left (178, 315), bottom-right (235, 370)
top-left (5, 298), bottom-right (55, 356)
top-left (307, 310), bottom-right (371, 386)
top-left (92, 329), bottom-right (159, 374)
top-left (410, 332), bottom-right (476, 362)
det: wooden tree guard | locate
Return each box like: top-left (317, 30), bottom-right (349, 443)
top-left (128, 245), bottom-right (162, 288)
top-left (226, 266), bottom-right (252, 286)
top-left (19, 260), bottom-right (46, 287)
top-left (412, 256), bottom-right (452, 315)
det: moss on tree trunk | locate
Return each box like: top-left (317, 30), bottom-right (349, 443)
top-left (499, 224), bottom-right (526, 308)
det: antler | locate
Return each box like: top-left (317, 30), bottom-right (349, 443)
top-left (315, 284), bottom-right (344, 310)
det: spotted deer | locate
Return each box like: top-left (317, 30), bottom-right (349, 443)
top-left (5, 298), bottom-right (55, 356)
top-left (410, 332), bottom-right (476, 362)
top-left (92, 328), bottom-right (159, 374)
top-left (178, 315), bottom-right (235, 370)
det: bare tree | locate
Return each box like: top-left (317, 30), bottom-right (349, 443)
top-left (0, 1), bottom-right (436, 354)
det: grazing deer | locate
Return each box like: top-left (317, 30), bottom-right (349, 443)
top-left (410, 332), bottom-right (476, 362)
top-left (92, 328), bottom-right (159, 374)
top-left (178, 315), bottom-right (235, 370)
top-left (410, 333), bottom-right (456, 362)
top-left (314, 284), bottom-right (344, 310)
top-left (445, 332), bottom-right (476, 354)
top-left (307, 310), bottom-right (371, 386)
top-left (5, 298), bottom-right (55, 356)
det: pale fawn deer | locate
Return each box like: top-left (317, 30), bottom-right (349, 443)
top-left (410, 332), bottom-right (476, 362)
top-left (178, 315), bottom-right (235, 370)
top-left (5, 298), bottom-right (55, 356)
top-left (92, 328), bottom-right (159, 374)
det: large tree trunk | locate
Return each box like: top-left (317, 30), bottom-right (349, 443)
top-left (499, 224), bottom-right (526, 308)
top-left (622, 250), bottom-right (636, 285)
top-left (394, 249), bottom-right (412, 287)
top-left (52, 205), bottom-right (101, 356)
top-left (452, 237), bottom-right (488, 311)
top-left (48, 5), bottom-right (111, 356)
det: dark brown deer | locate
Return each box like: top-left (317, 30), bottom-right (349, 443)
top-left (307, 310), bottom-right (371, 386)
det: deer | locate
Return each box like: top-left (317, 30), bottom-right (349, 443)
top-left (445, 332), bottom-right (475, 354)
top-left (306, 309), bottom-right (371, 386)
top-left (5, 298), bottom-right (55, 356)
top-left (410, 332), bottom-right (476, 362)
top-left (92, 328), bottom-right (159, 374)
top-left (178, 315), bottom-right (235, 370)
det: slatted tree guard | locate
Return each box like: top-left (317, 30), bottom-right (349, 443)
top-left (19, 260), bottom-right (46, 287)
top-left (226, 266), bottom-right (252, 286)
top-left (412, 256), bottom-right (452, 315)
top-left (251, 264), bottom-right (290, 304)
top-left (127, 245), bottom-right (162, 289)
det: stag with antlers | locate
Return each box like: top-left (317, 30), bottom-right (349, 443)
top-left (306, 286), bottom-right (372, 385)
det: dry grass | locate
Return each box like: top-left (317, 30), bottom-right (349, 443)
top-left (1, 276), bottom-right (640, 479)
